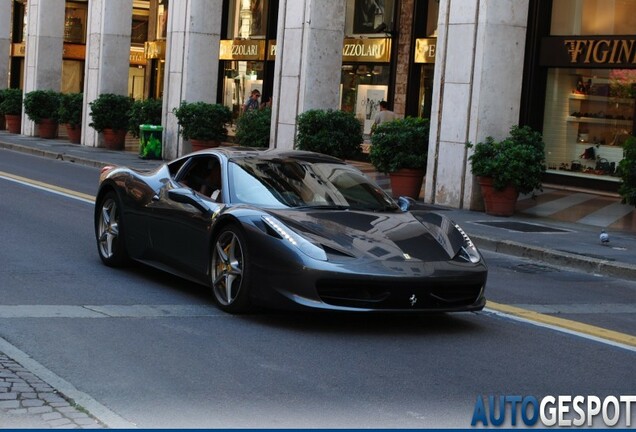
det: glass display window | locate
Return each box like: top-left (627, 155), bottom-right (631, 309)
top-left (551, 0), bottom-right (636, 35)
top-left (542, 68), bottom-right (635, 179)
top-left (345, 0), bottom-right (395, 36)
top-left (340, 63), bottom-right (390, 134)
top-left (226, 0), bottom-right (269, 39)
top-left (222, 61), bottom-right (264, 118)
top-left (157, 0), bottom-right (168, 39)
top-left (64, 2), bottom-right (88, 44)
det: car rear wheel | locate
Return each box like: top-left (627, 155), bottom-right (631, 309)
top-left (95, 191), bottom-right (129, 267)
top-left (211, 225), bottom-right (251, 313)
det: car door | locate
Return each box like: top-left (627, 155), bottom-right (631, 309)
top-left (146, 155), bottom-right (224, 280)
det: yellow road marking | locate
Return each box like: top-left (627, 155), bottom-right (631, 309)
top-left (0, 170), bottom-right (95, 202)
top-left (488, 300), bottom-right (636, 348)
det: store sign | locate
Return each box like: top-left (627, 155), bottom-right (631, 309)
top-left (10, 43), bottom-right (25, 57)
top-left (541, 36), bottom-right (636, 68)
top-left (414, 38), bottom-right (436, 64)
top-left (63, 44), bottom-right (86, 60)
top-left (130, 48), bottom-right (146, 66)
top-left (219, 40), bottom-right (266, 61)
top-left (268, 41), bottom-right (277, 60)
top-left (144, 40), bottom-right (166, 60)
top-left (342, 38), bottom-right (391, 63)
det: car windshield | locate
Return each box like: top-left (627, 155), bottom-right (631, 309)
top-left (228, 157), bottom-right (399, 211)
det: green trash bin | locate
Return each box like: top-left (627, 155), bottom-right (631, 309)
top-left (139, 124), bottom-right (163, 159)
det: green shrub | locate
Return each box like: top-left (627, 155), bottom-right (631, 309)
top-left (618, 135), bottom-right (636, 206)
top-left (235, 107), bottom-right (271, 148)
top-left (24, 90), bottom-right (61, 123)
top-left (128, 98), bottom-right (163, 138)
top-left (467, 125), bottom-right (545, 194)
top-left (173, 101), bottom-right (232, 141)
top-left (57, 92), bottom-right (83, 128)
top-left (369, 117), bottom-right (429, 173)
top-left (0, 88), bottom-right (23, 115)
top-left (89, 93), bottom-right (133, 132)
top-left (295, 109), bottom-right (362, 159)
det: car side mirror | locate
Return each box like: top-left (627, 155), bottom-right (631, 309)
top-left (398, 196), bottom-right (417, 211)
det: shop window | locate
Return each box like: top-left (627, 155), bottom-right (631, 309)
top-left (345, 0), bottom-right (395, 36)
top-left (551, 0), bottom-right (636, 35)
top-left (157, 0), bottom-right (168, 39)
top-left (131, 13), bottom-right (149, 46)
top-left (64, 3), bottom-right (88, 44)
top-left (226, 0), bottom-right (269, 39)
top-left (222, 61), bottom-right (264, 118)
top-left (340, 63), bottom-right (390, 134)
top-left (542, 68), bottom-right (634, 179)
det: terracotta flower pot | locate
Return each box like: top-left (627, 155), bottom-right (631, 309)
top-left (37, 118), bottom-right (58, 139)
top-left (5, 114), bottom-right (21, 134)
top-left (477, 176), bottom-right (519, 217)
top-left (65, 124), bottom-right (81, 144)
top-left (389, 168), bottom-right (425, 199)
top-left (190, 139), bottom-right (220, 152)
top-left (101, 128), bottom-right (127, 150)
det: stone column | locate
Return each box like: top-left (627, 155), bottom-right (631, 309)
top-left (82, 0), bottom-right (133, 147)
top-left (161, 0), bottom-right (223, 160)
top-left (22, 0), bottom-right (65, 136)
top-left (0, 0), bottom-right (11, 89)
top-left (270, 0), bottom-right (346, 149)
top-left (424, 0), bottom-right (529, 209)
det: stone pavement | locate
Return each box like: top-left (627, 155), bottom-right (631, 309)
top-left (1, 130), bottom-right (636, 427)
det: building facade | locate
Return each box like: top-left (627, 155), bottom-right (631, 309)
top-left (2, 0), bottom-right (634, 210)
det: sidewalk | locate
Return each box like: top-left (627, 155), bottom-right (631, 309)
top-left (2, 130), bottom-right (636, 280)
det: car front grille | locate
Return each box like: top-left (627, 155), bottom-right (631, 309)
top-left (316, 279), bottom-right (483, 310)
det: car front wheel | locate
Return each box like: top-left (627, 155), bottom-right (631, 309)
top-left (211, 225), bottom-right (251, 313)
top-left (95, 191), bottom-right (129, 267)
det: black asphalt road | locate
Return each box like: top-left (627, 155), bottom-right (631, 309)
top-left (1, 150), bottom-right (634, 428)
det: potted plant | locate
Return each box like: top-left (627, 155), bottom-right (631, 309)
top-left (235, 107), bottom-right (271, 148)
top-left (89, 93), bottom-right (133, 150)
top-left (24, 90), bottom-right (61, 139)
top-left (129, 98), bottom-right (163, 159)
top-left (0, 88), bottom-right (23, 134)
top-left (57, 92), bottom-right (83, 143)
top-left (173, 101), bottom-right (232, 151)
top-left (467, 125), bottom-right (545, 216)
top-left (618, 135), bottom-right (636, 206)
top-left (295, 109), bottom-right (362, 159)
top-left (369, 117), bottom-right (429, 199)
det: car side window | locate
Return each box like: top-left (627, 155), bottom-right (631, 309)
top-left (177, 156), bottom-right (223, 202)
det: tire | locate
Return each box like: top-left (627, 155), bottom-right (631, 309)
top-left (210, 224), bottom-right (252, 313)
top-left (95, 191), bottom-right (130, 267)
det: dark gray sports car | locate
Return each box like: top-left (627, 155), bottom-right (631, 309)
top-left (95, 148), bottom-right (487, 313)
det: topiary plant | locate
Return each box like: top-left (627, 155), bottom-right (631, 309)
top-left (467, 125), bottom-right (546, 194)
top-left (172, 101), bottom-right (232, 142)
top-left (0, 88), bottom-right (24, 115)
top-left (369, 117), bottom-right (429, 173)
top-left (235, 107), bottom-right (271, 148)
top-left (57, 92), bottom-right (83, 128)
top-left (24, 90), bottom-right (61, 123)
top-left (89, 93), bottom-right (134, 132)
top-left (295, 109), bottom-right (362, 159)
top-left (128, 98), bottom-right (163, 138)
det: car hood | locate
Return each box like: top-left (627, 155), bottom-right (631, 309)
top-left (265, 208), bottom-right (465, 262)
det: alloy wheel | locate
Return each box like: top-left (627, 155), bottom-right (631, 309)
top-left (211, 230), bottom-right (244, 306)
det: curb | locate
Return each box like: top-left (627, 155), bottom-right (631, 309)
top-left (474, 235), bottom-right (636, 280)
top-left (0, 141), bottom-right (108, 169)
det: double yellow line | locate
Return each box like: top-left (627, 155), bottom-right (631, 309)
top-left (1, 169), bottom-right (635, 349)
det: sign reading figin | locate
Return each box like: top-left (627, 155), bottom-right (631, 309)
top-left (541, 36), bottom-right (636, 68)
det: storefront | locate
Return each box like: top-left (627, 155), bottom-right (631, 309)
top-left (9, 0), bottom-right (152, 99)
top-left (219, 0), bottom-right (278, 118)
top-left (340, 0), bottom-right (395, 134)
top-left (525, 0), bottom-right (636, 192)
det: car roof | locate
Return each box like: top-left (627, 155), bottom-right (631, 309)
top-left (187, 147), bottom-right (347, 165)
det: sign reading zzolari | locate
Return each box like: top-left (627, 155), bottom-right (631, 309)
top-left (541, 36), bottom-right (636, 68)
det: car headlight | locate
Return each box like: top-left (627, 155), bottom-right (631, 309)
top-left (454, 224), bottom-right (481, 263)
top-left (262, 216), bottom-right (328, 261)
